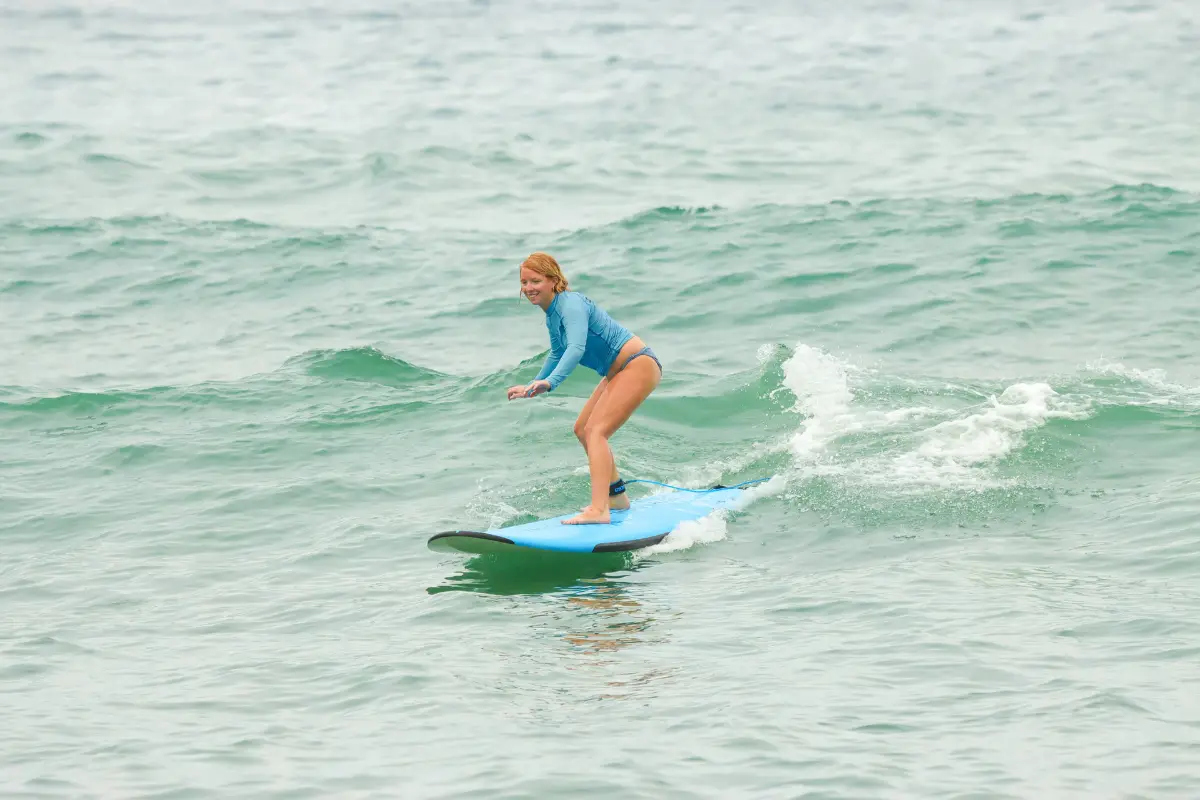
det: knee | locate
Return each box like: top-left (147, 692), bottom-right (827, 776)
top-left (574, 419), bottom-right (588, 443)
top-left (583, 422), bottom-right (609, 444)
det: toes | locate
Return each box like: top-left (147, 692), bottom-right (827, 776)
top-left (561, 513), bottom-right (609, 525)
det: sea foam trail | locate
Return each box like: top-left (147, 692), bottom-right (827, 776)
top-left (886, 383), bottom-right (1090, 489)
top-left (662, 344), bottom-right (866, 491)
top-left (783, 344), bottom-right (858, 461)
top-left (775, 343), bottom-right (1091, 491)
top-left (641, 341), bottom-right (862, 555)
top-left (1084, 359), bottom-right (1200, 408)
top-left (625, 343), bottom-right (1099, 555)
top-left (636, 476), bottom-right (786, 557)
top-left (916, 384), bottom-right (1078, 465)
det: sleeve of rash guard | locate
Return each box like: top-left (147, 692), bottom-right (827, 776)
top-left (542, 294), bottom-right (588, 390)
top-left (533, 348), bottom-right (559, 382)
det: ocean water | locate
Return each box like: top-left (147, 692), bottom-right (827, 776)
top-left (3, 0), bottom-right (1200, 797)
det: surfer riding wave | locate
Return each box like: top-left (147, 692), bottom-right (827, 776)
top-left (506, 252), bottom-right (662, 525)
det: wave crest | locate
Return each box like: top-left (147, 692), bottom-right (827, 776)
top-left (288, 347), bottom-right (442, 386)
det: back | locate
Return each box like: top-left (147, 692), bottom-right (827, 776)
top-left (540, 291), bottom-right (634, 387)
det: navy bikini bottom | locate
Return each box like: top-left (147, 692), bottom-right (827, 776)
top-left (615, 346), bottom-right (662, 375)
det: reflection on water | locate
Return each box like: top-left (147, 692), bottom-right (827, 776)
top-left (427, 550), bottom-right (632, 596)
top-left (563, 579), bottom-right (648, 654)
top-left (430, 550), bottom-right (680, 699)
top-left (557, 577), bottom-right (680, 700)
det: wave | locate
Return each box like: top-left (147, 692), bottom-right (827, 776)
top-left (0, 346), bottom-right (549, 424)
top-left (285, 347), bottom-right (444, 387)
top-left (0, 214), bottom-right (275, 239)
top-left (7, 340), bottom-right (1194, 515)
top-left (0, 379), bottom-right (279, 420)
top-left (0, 388), bottom-right (149, 416)
top-left (770, 343), bottom-right (1097, 492)
top-left (432, 295), bottom-right (528, 320)
top-left (555, 182), bottom-right (1198, 246)
top-left (82, 153), bottom-right (148, 169)
top-left (0, 279), bottom-right (55, 295)
top-left (459, 352), bottom-right (551, 398)
top-left (614, 205), bottom-right (724, 230)
top-left (893, 383), bottom-right (1090, 485)
top-left (14, 131), bottom-right (48, 147)
top-left (5, 185), bottom-right (1192, 258)
top-left (1082, 360), bottom-right (1200, 408)
top-left (634, 341), bottom-right (1200, 545)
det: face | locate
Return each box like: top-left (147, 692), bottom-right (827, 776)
top-left (520, 267), bottom-right (555, 309)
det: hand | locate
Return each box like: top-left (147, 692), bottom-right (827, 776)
top-left (524, 380), bottom-right (551, 398)
top-left (506, 384), bottom-right (528, 401)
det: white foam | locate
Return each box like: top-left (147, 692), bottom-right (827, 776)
top-left (608, 346), bottom-right (1108, 554)
top-left (733, 474), bottom-right (788, 508)
top-left (663, 343), bottom-right (896, 491)
top-left (773, 344), bottom-right (1094, 491)
top-left (863, 382), bottom-right (1090, 489)
top-left (1087, 359), bottom-right (1174, 389)
top-left (636, 512), bottom-right (730, 556)
top-left (1085, 359), bottom-right (1200, 404)
top-left (756, 342), bottom-right (783, 365)
top-left (916, 383), bottom-right (1075, 465)
top-left (780, 344), bottom-right (858, 460)
top-left (633, 475), bottom-right (787, 558)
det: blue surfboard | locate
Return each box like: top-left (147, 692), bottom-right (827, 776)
top-left (428, 482), bottom-right (760, 555)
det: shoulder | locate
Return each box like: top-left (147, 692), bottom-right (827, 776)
top-left (559, 291), bottom-right (590, 312)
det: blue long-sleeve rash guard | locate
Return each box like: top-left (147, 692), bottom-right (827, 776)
top-left (534, 291), bottom-right (633, 391)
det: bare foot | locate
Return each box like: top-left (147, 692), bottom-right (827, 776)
top-left (563, 506), bottom-right (611, 525)
top-left (583, 495), bottom-right (630, 512)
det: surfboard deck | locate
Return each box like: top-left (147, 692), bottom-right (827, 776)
top-left (428, 484), bottom-right (751, 555)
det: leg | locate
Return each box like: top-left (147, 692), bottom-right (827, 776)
top-left (573, 378), bottom-right (628, 509)
top-left (563, 355), bottom-right (661, 525)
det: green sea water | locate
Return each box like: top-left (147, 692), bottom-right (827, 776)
top-left (3, 1), bottom-right (1200, 797)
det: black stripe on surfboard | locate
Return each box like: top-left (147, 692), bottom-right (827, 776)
top-left (592, 533), bottom-right (669, 553)
top-left (429, 530), bottom-right (667, 553)
top-left (428, 530), bottom-right (515, 547)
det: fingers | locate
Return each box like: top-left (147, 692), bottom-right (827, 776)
top-left (508, 381), bottom-right (549, 400)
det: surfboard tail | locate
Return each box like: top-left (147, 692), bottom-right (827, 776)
top-left (428, 531), bottom-right (515, 555)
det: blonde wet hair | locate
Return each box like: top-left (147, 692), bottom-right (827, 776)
top-left (520, 252), bottom-right (569, 293)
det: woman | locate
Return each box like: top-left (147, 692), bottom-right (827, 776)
top-left (507, 252), bottom-right (662, 525)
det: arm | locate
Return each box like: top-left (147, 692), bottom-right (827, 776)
top-left (541, 293), bottom-right (588, 391)
top-left (534, 349), bottom-right (560, 382)
top-left (509, 350), bottom-right (558, 400)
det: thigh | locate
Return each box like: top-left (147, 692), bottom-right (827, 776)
top-left (586, 356), bottom-right (661, 438)
top-left (575, 377), bottom-right (609, 432)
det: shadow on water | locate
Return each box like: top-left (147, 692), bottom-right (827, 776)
top-left (427, 550), bottom-right (635, 596)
